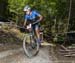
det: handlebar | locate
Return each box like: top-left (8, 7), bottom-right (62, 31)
top-left (16, 20), bottom-right (40, 29)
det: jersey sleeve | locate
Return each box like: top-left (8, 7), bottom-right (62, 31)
top-left (33, 10), bottom-right (41, 16)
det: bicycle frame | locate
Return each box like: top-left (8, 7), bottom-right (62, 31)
top-left (17, 23), bottom-right (43, 43)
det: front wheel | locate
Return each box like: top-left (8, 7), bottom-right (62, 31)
top-left (23, 34), bottom-right (39, 58)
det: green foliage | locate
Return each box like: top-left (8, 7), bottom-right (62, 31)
top-left (0, 0), bottom-right (71, 43)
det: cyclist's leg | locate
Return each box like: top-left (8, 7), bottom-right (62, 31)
top-left (32, 24), bottom-right (41, 44)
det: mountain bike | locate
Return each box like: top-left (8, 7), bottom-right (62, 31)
top-left (23, 22), bottom-right (43, 58)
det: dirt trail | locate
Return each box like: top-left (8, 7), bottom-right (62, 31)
top-left (0, 28), bottom-right (75, 63)
top-left (0, 28), bottom-right (54, 63)
top-left (0, 44), bottom-right (75, 63)
top-left (0, 45), bottom-right (53, 63)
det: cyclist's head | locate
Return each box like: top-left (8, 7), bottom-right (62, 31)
top-left (23, 5), bottom-right (31, 12)
top-left (23, 5), bottom-right (31, 15)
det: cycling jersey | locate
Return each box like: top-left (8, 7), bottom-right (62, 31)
top-left (24, 10), bottom-right (40, 21)
top-left (24, 10), bottom-right (41, 31)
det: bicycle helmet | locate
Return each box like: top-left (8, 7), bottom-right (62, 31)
top-left (23, 5), bottom-right (31, 11)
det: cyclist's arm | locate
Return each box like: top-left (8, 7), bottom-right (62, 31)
top-left (37, 14), bottom-right (43, 22)
top-left (34, 11), bottom-right (43, 22)
top-left (32, 14), bottom-right (43, 25)
top-left (24, 15), bottom-right (28, 26)
top-left (24, 19), bottom-right (27, 27)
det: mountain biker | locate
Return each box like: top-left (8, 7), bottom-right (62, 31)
top-left (23, 5), bottom-right (43, 44)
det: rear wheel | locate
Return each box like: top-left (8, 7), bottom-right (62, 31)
top-left (23, 34), bottom-right (39, 58)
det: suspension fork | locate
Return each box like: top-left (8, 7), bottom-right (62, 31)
top-left (29, 27), bottom-right (35, 44)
